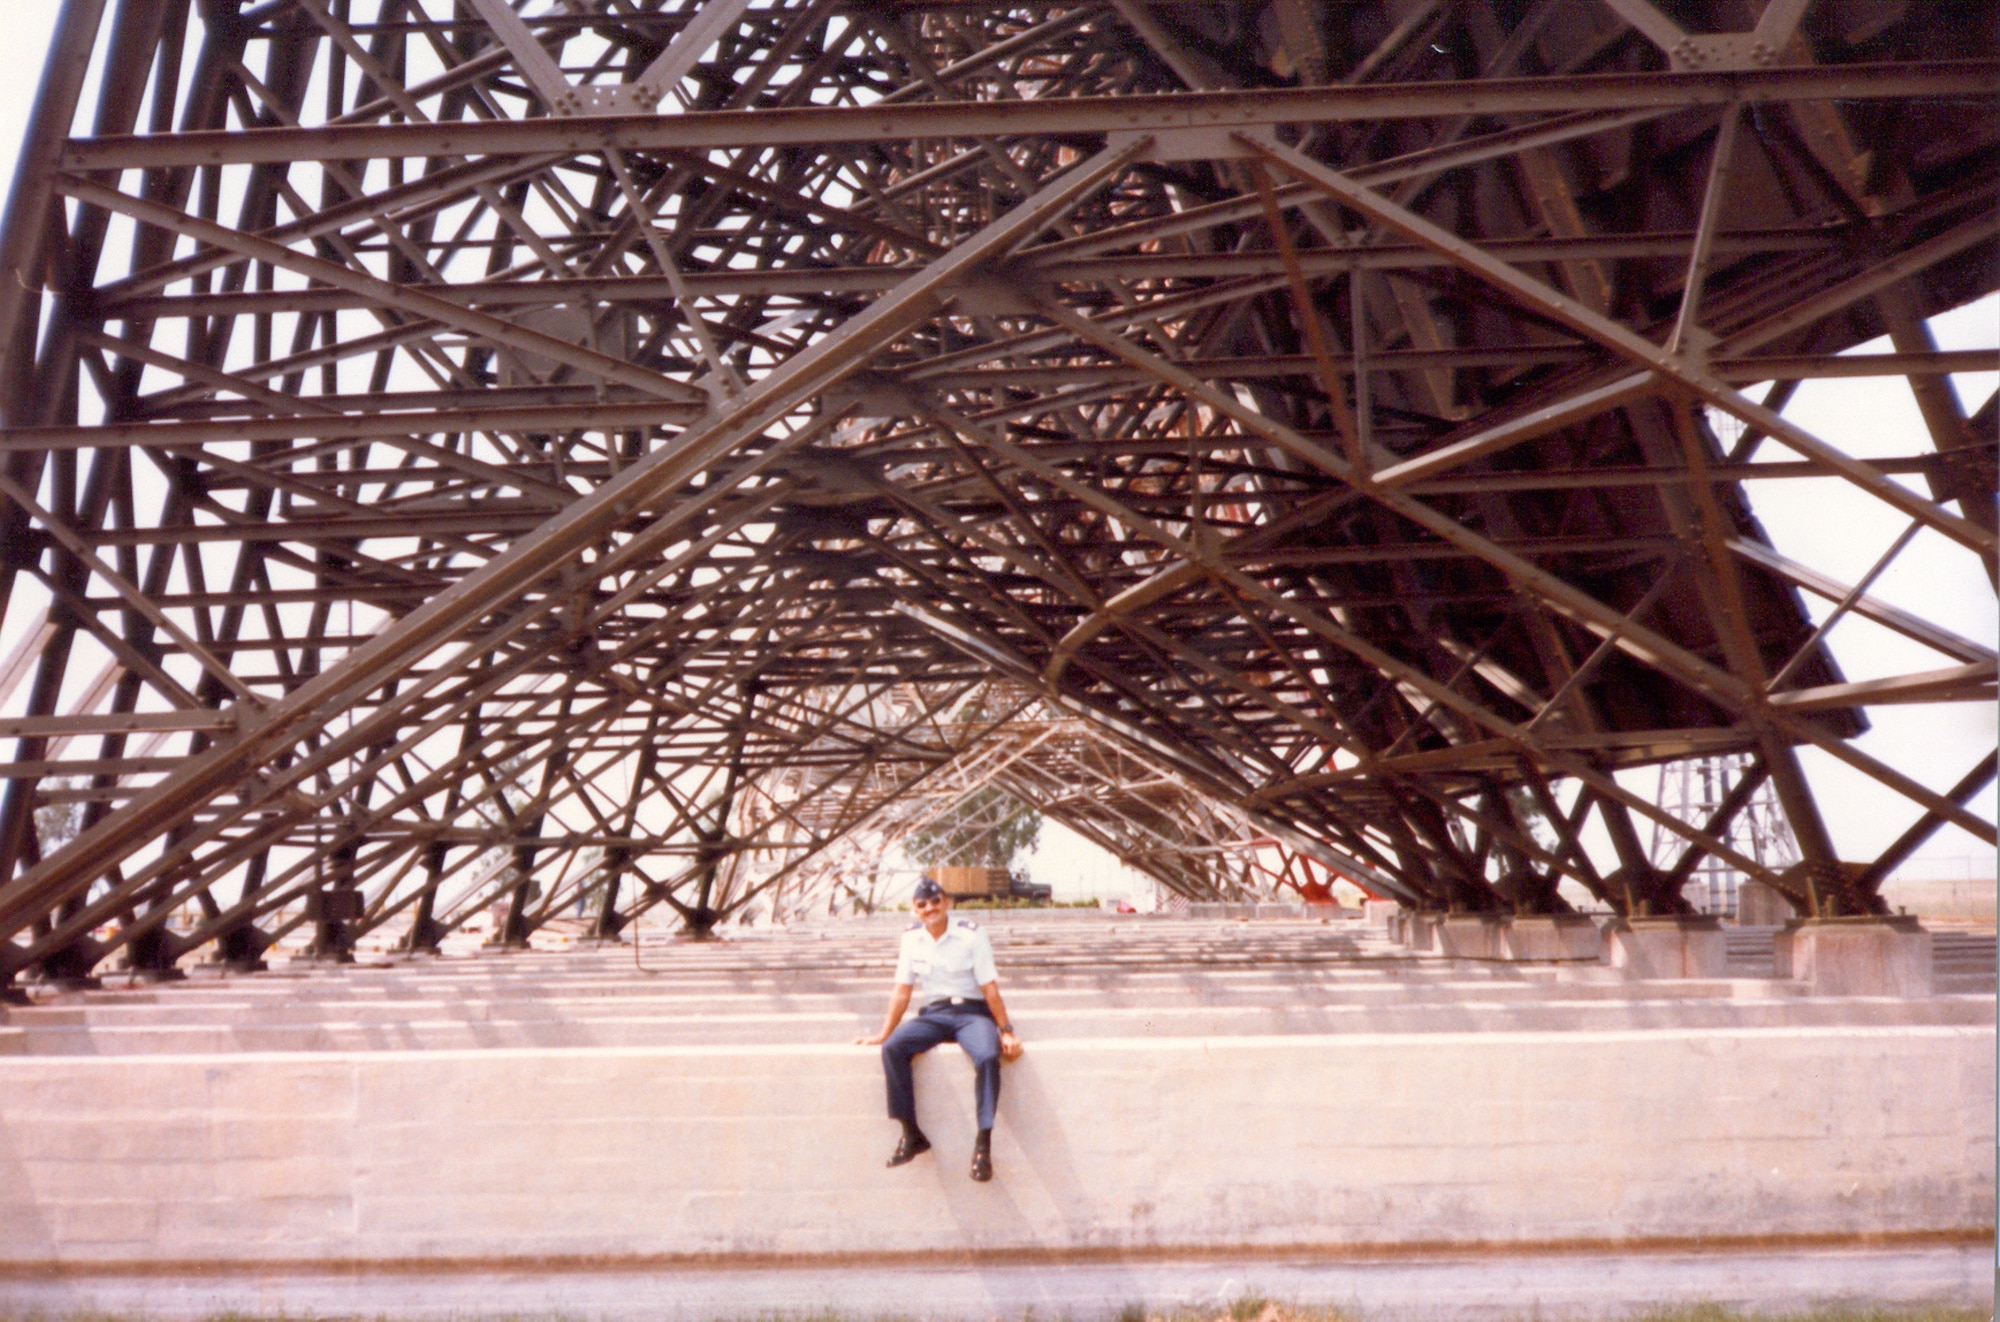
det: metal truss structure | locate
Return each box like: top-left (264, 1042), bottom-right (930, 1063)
top-left (0, 0), bottom-right (1992, 984)
top-left (728, 700), bottom-right (1288, 916)
top-left (1647, 751), bottom-right (1798, 917)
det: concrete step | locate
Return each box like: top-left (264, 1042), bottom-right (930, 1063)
top-left (6, 987), bottom-right (1989, 1056)
top-left (14, 1001), bottom-right (1998, 1056)
top-left (1934, 931), bottom-right (1996, 972)
top-left (8, 970), bottom-right (1850, 1030)
top-left (9, 915), bottom-right (1986, 1059)
top-left (10, 971), bottom-right (1852, 1040)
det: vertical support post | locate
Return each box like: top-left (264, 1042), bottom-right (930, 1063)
top-left (402, 841), bottom-right (449, 954)
top-left (592, 846), bottom-right (630, 940)
top-left (311, 837), bottom-right (361, 963)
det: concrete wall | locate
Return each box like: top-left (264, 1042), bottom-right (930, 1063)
top-left (0, 1025), bottom-right (1990, 1266)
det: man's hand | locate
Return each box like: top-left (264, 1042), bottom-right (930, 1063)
top-left (853, 1030), bottom-right (889, 1046)
top-left (999, 1027), bottom-right (1023, 1061)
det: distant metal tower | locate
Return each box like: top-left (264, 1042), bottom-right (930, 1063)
top-left (1651, 755), bottom-right (1801, 919)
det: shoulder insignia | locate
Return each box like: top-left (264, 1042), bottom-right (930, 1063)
top-left (954, 917), bottom-right (981, 930)
top-left (905, 920), bottom-right (923, 930)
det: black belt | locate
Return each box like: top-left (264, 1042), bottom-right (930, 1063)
top-left (921, 997), bottom-right (992, 1016)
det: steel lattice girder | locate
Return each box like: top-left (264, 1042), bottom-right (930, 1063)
top-left (0, 0), bottom-right (1992, 981)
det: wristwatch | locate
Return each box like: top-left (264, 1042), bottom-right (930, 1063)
top-left (997, 1023), bottom-right (1014, 1034)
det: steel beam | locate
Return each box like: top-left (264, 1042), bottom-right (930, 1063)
top-left (57, 63), bottom-right (1995, 171)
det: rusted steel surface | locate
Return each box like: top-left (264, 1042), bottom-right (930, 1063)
top-left (0, 0), bottom-right (1990, 981)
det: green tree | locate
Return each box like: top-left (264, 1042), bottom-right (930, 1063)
top-left (903, 786), bottom-right (1041, 869)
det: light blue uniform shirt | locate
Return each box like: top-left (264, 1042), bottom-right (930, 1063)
top-left (894, 916), bottom-right (999, 1007)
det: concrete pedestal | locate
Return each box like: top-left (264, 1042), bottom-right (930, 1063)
top-left (1499, 915), bottom-right (1604, 962)
top-left (1603, 915), bottom-right (1726, 979)
top-left (1188, 903), bottom-right (1261, 920)
top-left (1736, 880), bottom-right (1794, 925)
top-left (1776, 917), bottom-right (1933, 997)
top-left (1406, 911), bottom-right (1446, 954)
top-left (1437, 914), bottom-right (1504, 958)
top-left (1361, 899), bottom-right (1399, 929)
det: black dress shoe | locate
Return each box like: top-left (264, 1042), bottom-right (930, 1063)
top-left (970, 1146), bottom-right (992, 1182)
top-left (887, 1131), bottom-right (931, 1167)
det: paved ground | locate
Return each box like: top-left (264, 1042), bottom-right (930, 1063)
top-left (0, 1245), bottom-right (1989, 1320)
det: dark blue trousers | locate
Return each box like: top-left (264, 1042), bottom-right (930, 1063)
top-left (882, 1003), bottom-right (1001, 1131)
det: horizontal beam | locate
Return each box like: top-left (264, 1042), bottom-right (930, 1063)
top-left (0, 400), bottom-right (705, 453)
top-left (1766, 662), bottom-right (1998, 712)
top-left (0, 710), bottom-right (236, 739)
top-left (97, 227), bottom-right (1848, 319)
top-left (4, 360), bottom-right (1974, 461)
top-left (58, 62), bottom-right (1996, 170)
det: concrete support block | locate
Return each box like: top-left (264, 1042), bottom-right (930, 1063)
top-left (1499, 915), bottom-right (1604, 962)
top-left (1361, 899), bottom-right (1399, 929)
top-left (1602, 916), bottom-right (1726, 979)
top-left (1406, 912), bottom-right (1446, 954)
top-left (1775, 917), bottom-right (1933, 997)
top-left (1736, 880), bottom-right (1794, 926)
top-left (1255, 902), bottom-right (1303, 920)
top-left (1437, 914), bottom-right (1503, 959)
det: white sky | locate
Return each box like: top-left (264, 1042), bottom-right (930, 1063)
top-left (0, 7), bottom-right (1989, 904)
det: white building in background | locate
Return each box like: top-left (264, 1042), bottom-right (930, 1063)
top-left (1019, 821), bottom-right (1147, 906)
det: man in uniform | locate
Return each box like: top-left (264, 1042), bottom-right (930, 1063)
top-left (853, 877), bottom-right (1021, 1181)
